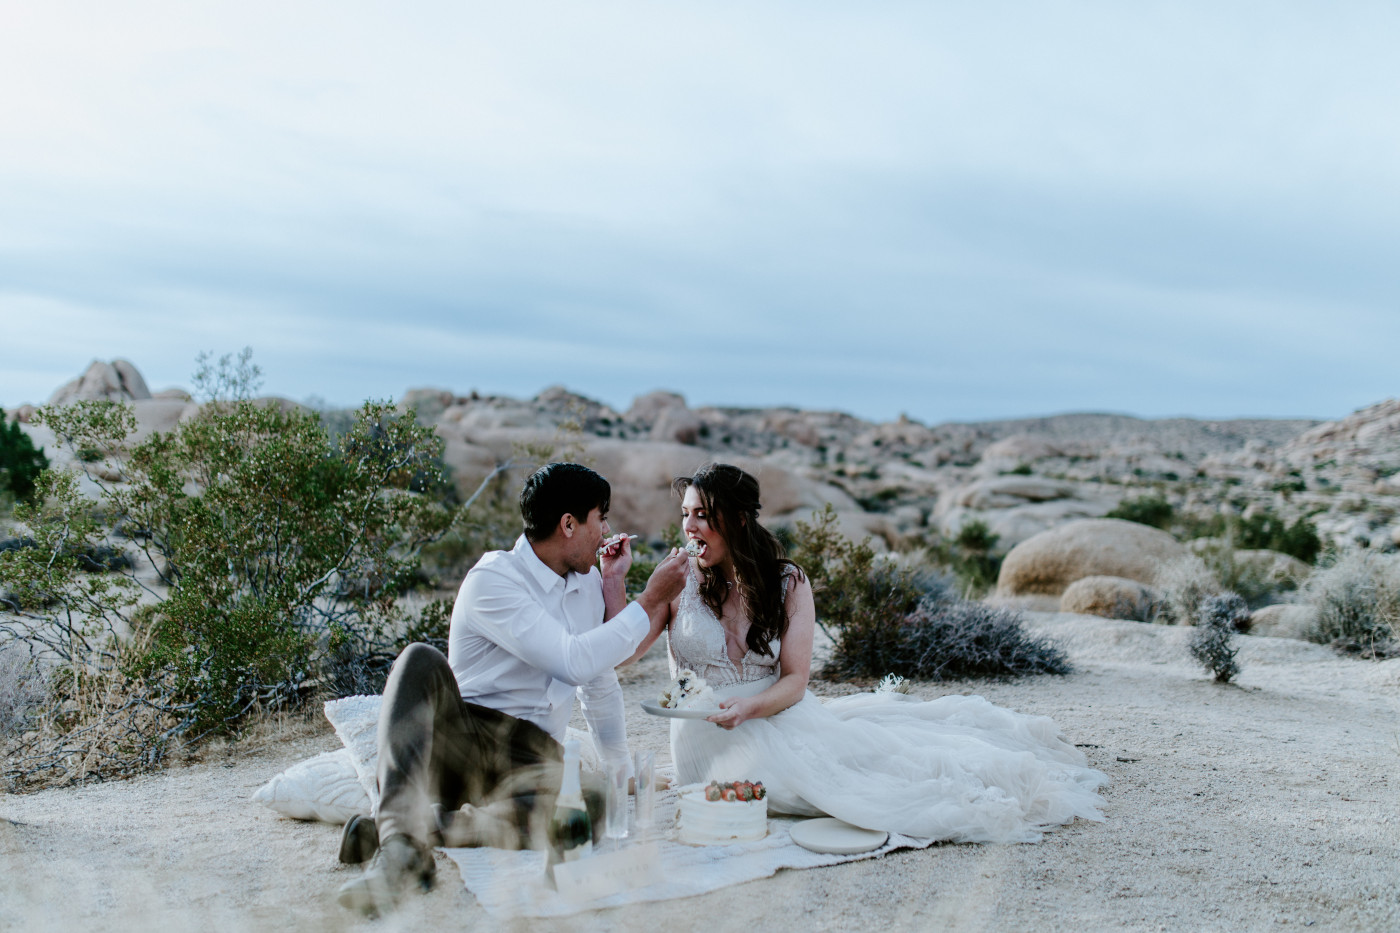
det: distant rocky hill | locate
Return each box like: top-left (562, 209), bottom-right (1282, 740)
top-left (9, 359), bottom-right (1399, 553)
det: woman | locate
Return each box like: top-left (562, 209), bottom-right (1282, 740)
top-left (630, 463), bottom-right (1106, 843)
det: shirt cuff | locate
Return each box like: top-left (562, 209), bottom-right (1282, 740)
top-left (609, 599), bottom-right (650, 641)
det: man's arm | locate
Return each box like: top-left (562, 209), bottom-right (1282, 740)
top-left (577, 669), bottom-right (630, 775)
top-left (458, 569), bottom-right (649, 686)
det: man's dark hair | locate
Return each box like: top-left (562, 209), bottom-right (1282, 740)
top-left (519, 462), bottom-right (611, 542)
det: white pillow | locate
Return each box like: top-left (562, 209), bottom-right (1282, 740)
top-left (323, 695), bottom-right (384, 811)
top-left (251, 748), bottom-right (371, 824)
top-left (299, 694), bottom-right (606, 826)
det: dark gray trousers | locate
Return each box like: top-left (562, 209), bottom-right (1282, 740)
top-left (374, 642), bottom-right (602, 848)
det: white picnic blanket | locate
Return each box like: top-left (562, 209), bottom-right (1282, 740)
top-left (323, 695), bottom-right (933, 917)
top-left (444, 781), bottom-right (936, 918)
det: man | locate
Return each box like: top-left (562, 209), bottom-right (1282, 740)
top-left (337, 462), bottom-right (688, 913)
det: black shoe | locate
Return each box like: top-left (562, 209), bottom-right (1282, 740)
top-left (336, 834), bottom-right (436, 916)
top-left (338, 815), bottom-right (380, 865)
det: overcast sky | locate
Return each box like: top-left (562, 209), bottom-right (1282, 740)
top-left (3, 1), bottom-right (1398, 424)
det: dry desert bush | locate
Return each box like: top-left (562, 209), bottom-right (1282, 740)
top-left (1297, 550), bottom-right (1400, 657)
top-left (1153, 554), bottom-right (1223, 625)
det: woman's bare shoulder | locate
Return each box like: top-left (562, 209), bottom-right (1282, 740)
top-left (780, 562), bottom-right (812, 600)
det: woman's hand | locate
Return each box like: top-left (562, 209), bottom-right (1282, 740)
top-left (707, 696), bottom-right (764, 731)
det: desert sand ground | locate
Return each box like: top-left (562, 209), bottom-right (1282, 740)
top-left (2, 612), bottom-right (1397, 932)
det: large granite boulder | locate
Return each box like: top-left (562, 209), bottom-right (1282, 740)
top-left (1059, 575), bottom-right (1157, 622)
top-left (936, 476), bottom-right (1116, 550)
top-left (48, 359), bottom-right (152, 405)
top-left (625, 391), bottom-right (688, 427)
top-left (399, 388), bottom-right (456, 425)
top-left (1248, 604), bottom-right (1319, 640)
top-left (981, 434), bottom-right (1061, 463)
top-left (128, 398), bottom-right (201, 443)
top-left (951, 476), bottom-right (1080, 510)
top-left (760, 411), bottom-right (821, 448)
top-left (1232, 549), bottom-right (1312, 587)
top-left (623, 391), bottom-right (701, 445)
top-left (584, 442), bottom-right (877, 541)
top-left (1280, 398), bottom-right (1400, 468)
top-left (975, 435), bottom-right (1062, 475)
top-left (995, 518), bottom-right (1189, 599)
top-left (650, 406), bottom-right (702, 445)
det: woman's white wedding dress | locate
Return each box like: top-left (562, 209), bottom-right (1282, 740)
top-left (668, 569), bottom-right (1107, 842)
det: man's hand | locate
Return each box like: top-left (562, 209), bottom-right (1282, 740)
top-left (635, 549), bottom-right (688, 616)
top-left (598, 533), bottom-right (635, 580)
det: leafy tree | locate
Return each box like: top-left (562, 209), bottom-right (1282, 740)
top-left (0, 352), bottom-right (458, 787)
top-left (0, 419), bottom-right (48, 503)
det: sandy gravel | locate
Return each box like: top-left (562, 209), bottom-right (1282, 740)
top-left (2, 612), bottom-right (1397, 932)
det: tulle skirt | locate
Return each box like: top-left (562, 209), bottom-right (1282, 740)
top-left (670, 676), bottom-right (1107, 843)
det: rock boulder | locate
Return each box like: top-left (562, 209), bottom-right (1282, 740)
top-left (48, 359), bottom-right (153, 405)
top-left (1059, 575), bottom-right (1158, 622)
top-left (1249, 604), bottom-right (1319, 640)
top-left (996, 518), bottom-right (1188, 599)
top-left (625, 391), bottom-right (688, 428)
top-left (1232, 549), bottom-right (1313, 587)
top-left (651, 406), bottom-right (702, 445)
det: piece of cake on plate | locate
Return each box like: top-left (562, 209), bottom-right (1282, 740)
top-left (658, 668), bottom-right (715, 710)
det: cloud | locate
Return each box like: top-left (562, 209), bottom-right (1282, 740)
top-left (3, 2), bottom-right (1399, 421)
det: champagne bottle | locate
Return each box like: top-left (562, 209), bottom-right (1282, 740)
top-left (546, 739), bottom-right (592, 881)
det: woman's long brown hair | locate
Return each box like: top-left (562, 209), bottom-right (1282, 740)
top-left (673, 463), bottom-right (801, 657)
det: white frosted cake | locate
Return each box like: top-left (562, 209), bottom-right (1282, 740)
top-left (677, 781), bottom-right (768, 845)
top-left (658, 668), bottom-right (715, 710)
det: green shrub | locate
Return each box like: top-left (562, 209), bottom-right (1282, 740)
top-left (788, 505), bottom-right (925, 653)
top-left (924, 519), bottom-right (1003, 597)
top-left (1174, 511), bottom-right (1229, 541)
top-left (1193, 541), bottom-right (1302, 609)
top-left (328, 597), bottom-right (455, 697)
top-left (789, 505), bottom-right (1068, 681)
top-left (1190, 593), bottom-right (1246, 683)
top-left (0, 420), bottom-right (48, 502)
top-left (0, 352), bottom-right (457, 788)
top-left (1106, 495), bottom-right (1174, 530)
top-left (1232, 511), bottom-right (1321, 564)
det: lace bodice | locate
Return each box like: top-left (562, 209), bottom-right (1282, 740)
top-left (667, 565), bottom-right (785, 688)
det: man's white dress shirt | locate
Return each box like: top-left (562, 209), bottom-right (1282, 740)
top-left (447, 535), bottom-right (648, 766)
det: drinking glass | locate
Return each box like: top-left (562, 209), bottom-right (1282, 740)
top-left (603, 759), bottom-right (630, 843)
top-left (633, 750), bottom-right (656, 835)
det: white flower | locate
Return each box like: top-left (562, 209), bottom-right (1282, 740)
top-left (875, 673), bottom-right (910, 695)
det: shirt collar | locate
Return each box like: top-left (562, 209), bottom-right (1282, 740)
top-left (513, 534), bottom-right (587, 594)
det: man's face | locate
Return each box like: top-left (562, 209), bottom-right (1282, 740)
top-left (567, 506), bottom-right (610, 573)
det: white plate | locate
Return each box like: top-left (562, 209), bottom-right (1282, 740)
top-left (788, 818), bottom-right (889, 855)
top-left (640, 701), bottom-right (720, 720)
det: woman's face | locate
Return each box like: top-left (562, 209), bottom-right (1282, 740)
top-left (681, 485), bottom-right (729, 570)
